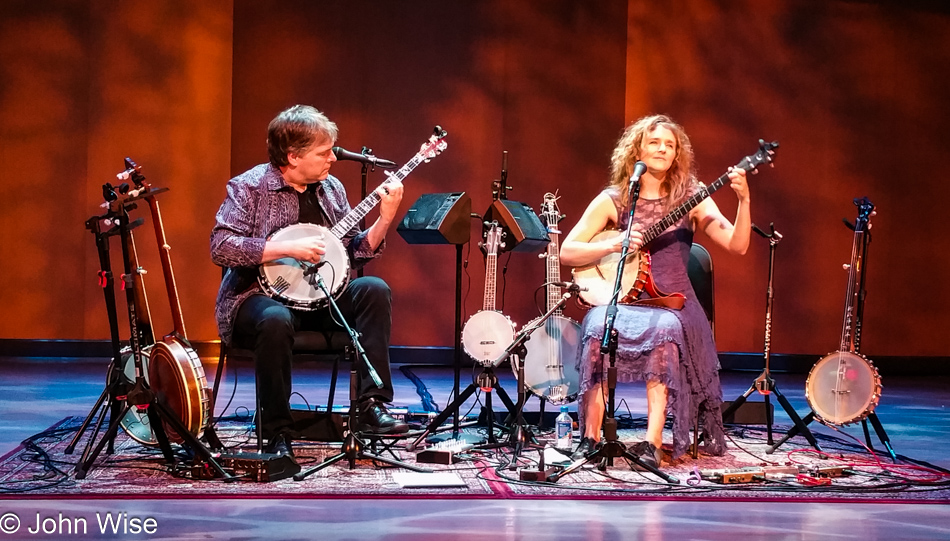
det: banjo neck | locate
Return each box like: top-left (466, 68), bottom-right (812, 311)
top-left (143, 194), bottom-right (188, 340)
top-left (839, 197), bottom-right (874, 354)
top-left (329, 127), bottom-right (448, 240)
top-left (638, 141), bottom-right (775, 247)
top-left (482, 223), bottom-right (504, 311)
top-left (123, 156), bottom-right (189, 340)
top-left (541, 193), bottom-right (564, 316)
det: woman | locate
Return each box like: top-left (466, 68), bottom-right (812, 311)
top-left (559, 114), bottom-right (750, 468)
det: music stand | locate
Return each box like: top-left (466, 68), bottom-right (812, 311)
top-left (483, 199), bottom-right (550, 254)
top-left (397, 193), bottom-right (475, 443)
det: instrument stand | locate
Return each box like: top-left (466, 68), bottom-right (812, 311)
top-left (718, 223), bottom-right (822, 454)
top-left (770, 210), bottom-right (896, 460)
top-left (71, 197), bottom-right (231, 481)
top-left (65, 209), bottom-right (132, 459)
top-left (550, 174), bottom-right (676, 485)
top-left (409, 363), bottom-right (520, 451)
top-left (294, 271), bottom-right (427, 480)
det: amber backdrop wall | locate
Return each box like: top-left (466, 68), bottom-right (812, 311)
top-left (2, 0), bottom-right (948, 358)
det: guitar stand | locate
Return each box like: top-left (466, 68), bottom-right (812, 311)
top-left (294, 271), bottom-right (427, 480)
top-left (65, 211), bottom-right (133, 460)
top-left (484, 288), bottom-right (580, 462)
top-left (767, 411), bottom-right (895, 460)
top-left (717, 223), bottom-right (822, 454)
top-left (70, 195), bottom-right (231, 481)
top-left (769, 205), bottom-right (896, 460)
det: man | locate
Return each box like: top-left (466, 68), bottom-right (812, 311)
top-left (211, 105), bottom-right (407, 458)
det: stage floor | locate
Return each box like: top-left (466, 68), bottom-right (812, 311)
top-left (1, 356), bottom-right (948, 540)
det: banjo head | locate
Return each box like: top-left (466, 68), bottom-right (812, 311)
top-left (572, 231), bottom-right (640, 306)
top-left (462, 310), bottom-right (516, 367)
top-left (260, 223), bottom-right (350, 310)
top-left (805, 351), bottom-right (882, 426)
top-left (111, 347), bottom-right (157, 445)
top-left (518, 315), bottom-right (581, 404)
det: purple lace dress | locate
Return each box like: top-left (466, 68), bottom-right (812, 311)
top-left (575, 187), bottom-right (726, 459)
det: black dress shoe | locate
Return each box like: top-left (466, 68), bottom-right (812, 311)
top-left (358, 399), bottom-right (409, 434)
top-left (572, 437), bottom-right (599, 460)
top-left (266, 433), bottom-right (295, 459)
top-left (630, 440), bottom-right (661, 470)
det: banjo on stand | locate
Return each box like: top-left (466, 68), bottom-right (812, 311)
top-left (461, 223), bottom-right (517, 366)
top-left (573, 139), bottom-right (779, 307)
top-left (259, 127), bottom-right (448, 310)
top-left (115, 159), bottom-right (211, 446)
top-left (805, 197), bottom-right (882, 427)
top-left (517, 193), bottom-right (581, 404)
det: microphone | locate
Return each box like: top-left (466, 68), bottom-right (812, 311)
top-left (332, 146), bottom-right (397, 169)
top-left (629, 161), bottom-right (647, 185)
top-left (551, 281), bottom-right (589, 292)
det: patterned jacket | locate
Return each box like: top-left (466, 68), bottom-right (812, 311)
top-left (210, 163), bottom-right (383, 344)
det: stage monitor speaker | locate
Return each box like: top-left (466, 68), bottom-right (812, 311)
top-left (397, 192), bottom-right (472, 245)
top-left (484, 199), bottom-right (549, 254)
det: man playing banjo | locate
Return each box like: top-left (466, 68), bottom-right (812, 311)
top-left (211, 105), bottom-right (408, 459)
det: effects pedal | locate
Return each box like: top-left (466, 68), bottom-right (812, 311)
top-left (416, 439), bottom-right (474, 464)
top-left (193, 452), bottom-right (300, 482)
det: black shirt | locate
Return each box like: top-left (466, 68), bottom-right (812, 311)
top-left (297, 183), bottom-right (327, 226)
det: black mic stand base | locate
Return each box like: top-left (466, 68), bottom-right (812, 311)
top-left (294, 364), bottom-right (430, 481)
top-left (547, 419), bottom-right (678, 485)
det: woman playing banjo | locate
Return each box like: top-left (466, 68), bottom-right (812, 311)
top-left (559, 114), bottom-right (751, 468)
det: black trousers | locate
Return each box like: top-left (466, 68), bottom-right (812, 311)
top-left (233, 276), bottom-right (394, 440)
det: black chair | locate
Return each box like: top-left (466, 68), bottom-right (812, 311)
top-left (686, 243), bottom-right (715, 458)
top-left (687, 243), bottom-right (715, 337)
top-left (209, 330), bottom-right (353, 451)
top-left (208, 269), bottom-right (352, 451)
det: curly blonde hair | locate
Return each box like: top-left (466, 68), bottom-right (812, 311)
top-left (609, 114), bottom-right (695, 207)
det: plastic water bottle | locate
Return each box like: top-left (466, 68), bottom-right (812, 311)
top-left (555, 406), bottom-right (573, 450)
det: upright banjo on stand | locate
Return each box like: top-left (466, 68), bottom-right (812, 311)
top-left (517, 193), bottom-right (581, 404)
top-left (461, 223), bottom-right (517, 366)
top-left (114, 159), bottom-right (211, 446)
top-left (259, 127), bottom-right (448, 310)
top-left (805, 197), bottom-right (882, 426)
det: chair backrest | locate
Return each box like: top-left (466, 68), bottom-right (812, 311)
top-left (687, 243), bottom-right (715, 336)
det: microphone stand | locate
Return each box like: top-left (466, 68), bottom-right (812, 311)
top-left (356, 147), bottom-right (373, 279)
top-left (550, 171), bottom-right (677, 485)
top-left (718, 223), bottom-right (820, 453)
top-left (481, 288), bottom-right (578, 459)
top-left (294, 269), bottom-right (428, 480)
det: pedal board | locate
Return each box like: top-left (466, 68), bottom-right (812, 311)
top-left (193, 452), bottom-right (300, 482)
top-left (701, 464), bottom-right (851, 484)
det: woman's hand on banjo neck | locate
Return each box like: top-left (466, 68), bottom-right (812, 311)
top-left (262, 236), bottom-right (328, 264)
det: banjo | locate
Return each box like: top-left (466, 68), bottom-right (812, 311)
top-left (259, 127), bottom-right (448, 310)
top-left (805, 197), bottom-right (882, 426)
top-left (573, 139), bottom-right (779, 306)
top-left (461, 222), bottom-right (517, 367)
top-left (113, 160), bottom-right (211, 445)
top-left (518, 193), bottom-right (581, 404)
